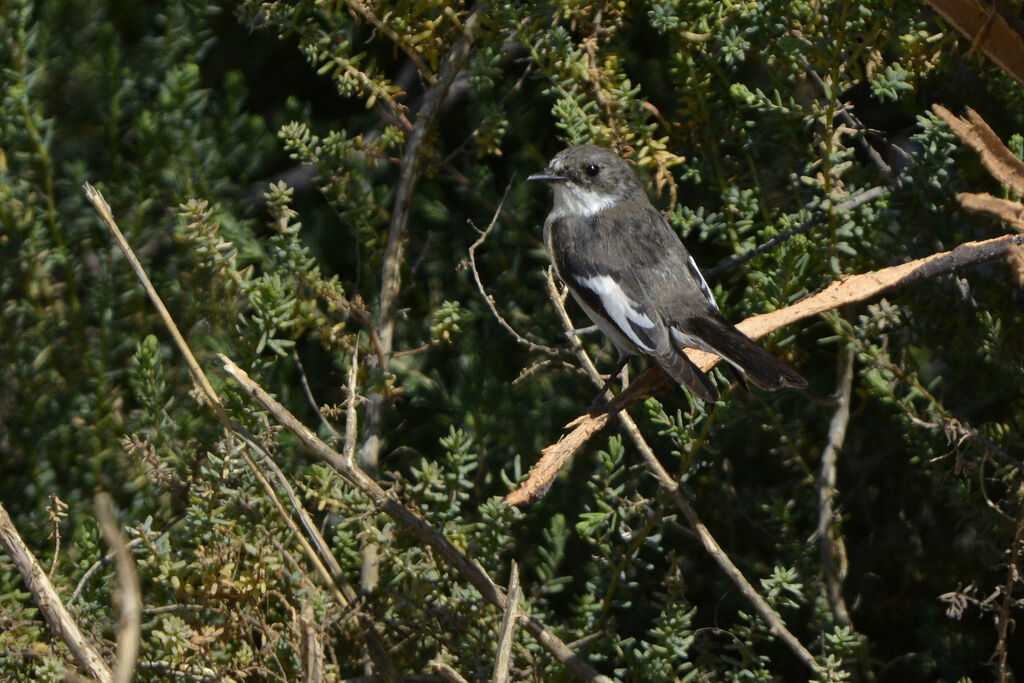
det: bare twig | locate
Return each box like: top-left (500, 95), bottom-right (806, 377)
top-left (371, 5), bottom-right (483, 375)
top-left (359, 5), bottom-right (483, 594)
top-left (433, 661), bottom-right (470, 683)
top-left (995, 485), bottom-right (1024, 683)
top-left (544, 268), bottom-right (604, 384)
top-left (84, 182), bottom-right (227, 422)
top-left (510, 231), bottom-right (1024, 497)
top-left (615, 410), bottom-right (823, 675)
top-left (67, 537), bottom-right (146, 608)
top-left (220, 356), bottom-right (614, 683)
top-left (493, 561), bottom-right (520, 683)
top-left (518, 270), bottom-right (824, 675)
top-left (467, 188), bottom-right (563, 357)
top-left (344, 346), bottom-right (360, 468)
top-left (814, 346), bottom-right (855, 628)
top-left (705, 185), bottom-right (890, 278)
top-left (46, 493), bottom-right (67, 578)
top-left (298, 602), bottom-right (324, 683)
top-left (95, 493), bottom-right (142, 683)
top-left (354, 5), bottom-right (483, 601)
top-left (292, 349), bottom-right (343, 443)
top-left (0, 501), bottom-right (112, 682)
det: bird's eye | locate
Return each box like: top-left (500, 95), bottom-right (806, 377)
top-left (584, 163), bottom-right (600, 177)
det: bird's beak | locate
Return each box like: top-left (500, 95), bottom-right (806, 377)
top-left (527, 170), bottom-right (566, 183)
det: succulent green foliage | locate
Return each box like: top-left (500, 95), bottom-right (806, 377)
top-left (2, 0), bottom-right (1024, 679)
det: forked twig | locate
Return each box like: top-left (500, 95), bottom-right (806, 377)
top-left (468, 187), bottom-right (563, 357)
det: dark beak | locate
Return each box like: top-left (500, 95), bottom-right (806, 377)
top-left (527, 170), bottom-right (566, 183)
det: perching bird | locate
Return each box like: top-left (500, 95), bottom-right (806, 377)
top-left (528, 144), bottom-right (806, 403)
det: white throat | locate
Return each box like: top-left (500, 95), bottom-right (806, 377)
top-left (550, 183), bottom-right (619, 218)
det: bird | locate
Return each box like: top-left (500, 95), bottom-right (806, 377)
top-left (528, 144), bottom-right (806, 403)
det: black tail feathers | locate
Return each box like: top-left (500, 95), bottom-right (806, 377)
top-left (685, 316), bottom-right (806, 391)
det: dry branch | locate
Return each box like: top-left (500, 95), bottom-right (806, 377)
top-left (468, 186), bottom-right (563, 356)
top-left (924, 0), bottom-right (1024, 88)
top-left (507, 232), bottom-right (1024, 505)
top-left (957, 193), bottom-right (1024, 231)
top-left (0, 501), bottom-right (112, 682)
top-left (492, 561), bottom-right (520, 683)
top-left (933, 104), bottom-right (1024, 197)
top-left (525, 263), bottom-right (826, 675)
top-left (358, 3), bottom-right (482, 597)
top-left (814, 347), bottom-right (855, 629)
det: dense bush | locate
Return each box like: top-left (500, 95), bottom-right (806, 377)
top-left (1, 0), bottom-right (1022, 680)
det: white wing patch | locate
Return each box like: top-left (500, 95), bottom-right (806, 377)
top-left (686, 254), bottom-right (719, 311)
top-left (580, 274), bottom-right (658, 352)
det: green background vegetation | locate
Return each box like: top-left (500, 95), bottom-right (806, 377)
top-left (1, 0), bottom-right (1022, 679)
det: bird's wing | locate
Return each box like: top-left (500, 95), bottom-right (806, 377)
top-left (555, 255), bottom-right (664, 355)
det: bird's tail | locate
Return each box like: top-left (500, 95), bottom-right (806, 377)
top-left (683, 316), bottom-right (807, 391)
top-left (653, 349), bottom-right (720, 402)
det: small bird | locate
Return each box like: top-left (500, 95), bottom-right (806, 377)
top-left (528, 144), bottom-right (806, 403)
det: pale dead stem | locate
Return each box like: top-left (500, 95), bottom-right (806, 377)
top-left (95, 493), bottom-right (142, 683)
top-left (521, 267), bottom-right (825, 676)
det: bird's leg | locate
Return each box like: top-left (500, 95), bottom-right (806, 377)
top-left (588, 353), bottom-right (630, 413)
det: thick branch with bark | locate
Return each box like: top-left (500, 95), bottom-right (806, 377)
top-left (0, 501), bottom-right (112, 682)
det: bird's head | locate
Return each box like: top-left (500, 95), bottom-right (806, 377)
top-left (528, 145), bottom-right (644, 217)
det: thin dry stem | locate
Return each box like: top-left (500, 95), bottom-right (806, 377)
top-left (523, 275), bottom-right (824, 675)
top-left (815, 346), bottom-right (855, 628)
top-left (95, 493), bottom-right (142, 683)
top-left (359, 5), bottom-right (483, 595)
top-left (492, 561), bottom-right (521, 683)
top-left (467, 187), bottom-right (563, 357)
top-left (995, 486), bottom-right (1024, 683)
